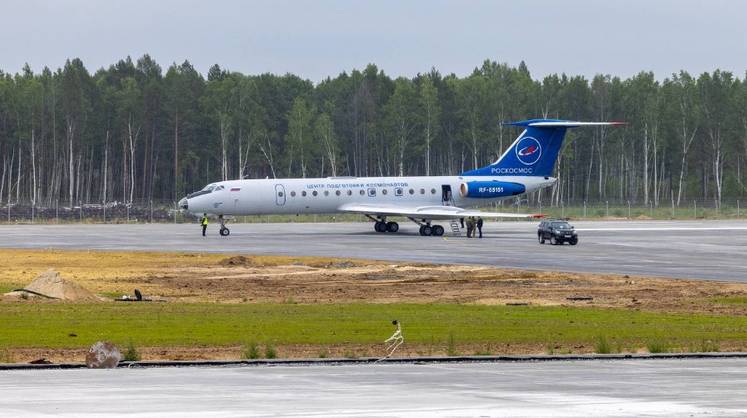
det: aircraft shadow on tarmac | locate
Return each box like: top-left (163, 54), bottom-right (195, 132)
top-left (348, 229), bottom-right (528, 238)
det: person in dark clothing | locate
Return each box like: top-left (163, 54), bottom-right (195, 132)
top-left (476, 217), bottom-right (484, 238)
top-left (201, 214), bottom-right (208, 236)
top-left (466, 217), bottom-right (475, 238)
top-left (460, 217), bottom-right (465, 228)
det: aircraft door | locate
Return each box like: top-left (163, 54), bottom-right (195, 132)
top-left (275, 184), bottom-right (286, 206)
top-left (441, 185), bottom-right (453, 205)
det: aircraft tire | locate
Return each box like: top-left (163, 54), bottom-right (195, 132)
top-left (386, 222), bottom-right (399, 233)
top-left (432, 225), bottom-right (444, 236)
top-left (220, 227), bottom-right (230, 236)
top-left (421, 225), bottom-right (433, 236)
top-left (374, 221), bottom-right (387, 233)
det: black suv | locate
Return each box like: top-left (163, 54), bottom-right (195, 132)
top-left (538, 220), bottom-right (578, 245)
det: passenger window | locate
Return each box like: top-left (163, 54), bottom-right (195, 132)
top-left (359, 190), bottom-right (365, 195)
top-left (367, 188), bottom-right (376, 197)
top-left (302, 191), bottom-right (307, 197)
top-left (408, 189), bottom-right (414, 195)
top-left (382, 189), bottom-right (388, 195)
top-left (312, 190), bottom-right (318, 197)
top-left (324, 190), bottom-right (329, 196)
top-left (431, 188), bottom-right (436, 194)
top-left (347, 190), bottom-right (352, 196)
top-left (335, 190), bottom-right (341, 196)
top-left (395, 187), bottom-right (403, 196)
top-left (420, 188), bottom-right (425, 195)
top-left (278, 191), bottom-right (284, 197)
top-left (290, 191), bottom-right (296, 197)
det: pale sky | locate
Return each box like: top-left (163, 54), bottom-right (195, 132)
top-left (2, 0), bottom-right (745, 82)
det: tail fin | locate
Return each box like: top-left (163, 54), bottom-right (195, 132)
top-left (461, 119), bottom-right (625, 177)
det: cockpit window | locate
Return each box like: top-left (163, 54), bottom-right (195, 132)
top-left (202, 184), bottom-right (226, 192)
top-left (188, 183), bottom-right (220, 199)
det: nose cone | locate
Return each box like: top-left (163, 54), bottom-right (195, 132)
top-left (178, 197), bottom-right (189, 211)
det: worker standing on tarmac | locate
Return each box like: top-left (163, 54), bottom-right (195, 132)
top-left (466, 217), bottom-right (475, 238)
top-left (477, 217), bottom-right (484, 238)
top-left (201, 213), bottom-right (209, 237)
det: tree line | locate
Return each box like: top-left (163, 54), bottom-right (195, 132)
top-left (1, 56), bottom-right (746, 208)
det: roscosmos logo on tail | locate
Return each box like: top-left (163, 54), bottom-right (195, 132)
top-left (515, 136), bottom-right (542, 165)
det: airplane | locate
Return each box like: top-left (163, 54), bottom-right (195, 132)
top-left (178, 119), bottom-right (623, 237)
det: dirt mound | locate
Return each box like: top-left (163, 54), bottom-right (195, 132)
top-left (219, 255), bottom-right (257, 267)
top-left (6, 270), bottom-right (101, 301)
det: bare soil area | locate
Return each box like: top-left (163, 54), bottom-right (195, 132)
top-left (139, 264), bottom-right (747, 315)
top-left (9, 339), bottom-right (747, 364)
top-left (2, 249), bottom-right (747, 315)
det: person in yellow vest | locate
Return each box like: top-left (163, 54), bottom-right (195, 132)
top-left (201, 214), bottom-right (209, 236)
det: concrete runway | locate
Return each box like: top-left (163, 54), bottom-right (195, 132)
top-left (1, 220), bottom-right (746, 281)
top-left (2, 359), bottom-right (747, 417)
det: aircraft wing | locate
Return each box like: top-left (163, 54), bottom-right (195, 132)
top-left (337, 203), bottom-right (542, 220)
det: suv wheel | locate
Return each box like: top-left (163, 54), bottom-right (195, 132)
top-left (550, 236), bottom-right (558, 245)
top-left (569, 237), bottom-right (578, 246)
top-left (538, 234), bottom-right (545, 244)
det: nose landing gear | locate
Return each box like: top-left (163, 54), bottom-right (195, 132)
top-left (218, 215), bottom-right (230, 236)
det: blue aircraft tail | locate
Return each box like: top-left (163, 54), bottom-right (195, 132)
top-left (461, 119), bottom-right (624, 177)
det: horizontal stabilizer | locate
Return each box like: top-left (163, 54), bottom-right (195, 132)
top-left (505, 119), bottom-right (627, 128)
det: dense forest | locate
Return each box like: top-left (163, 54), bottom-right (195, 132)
top-left (1, 56), bottom-right (746, 209)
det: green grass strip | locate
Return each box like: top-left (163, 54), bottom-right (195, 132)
top-left (1, 303), bottom-right (745, 349)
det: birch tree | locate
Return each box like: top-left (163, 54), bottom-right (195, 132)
top-left (699, 70), bottom-right (737, 207)
top-left (419, 76), bottom-right (440, 176)
top-left (664, 73), bottom-right (699, 205)
top-left (285, 97), bottom-right (313, 177)
top-left (315, 112), bottom-right (338, 176)
top-left (383, 78), bottom-right (417, 176)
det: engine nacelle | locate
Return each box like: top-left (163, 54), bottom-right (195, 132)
top-left (459, 181), bottom-right (526, 198)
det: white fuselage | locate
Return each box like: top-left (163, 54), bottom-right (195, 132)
top-left (183, 175), bottom-right (555, 217)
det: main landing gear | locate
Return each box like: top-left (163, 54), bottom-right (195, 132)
top-left (418, 224), bottom-right (444, 236)
top-left (367, 216), bottom-right (444, 236)
top-left (374, 219), bottom-right (399, 233)
top-left (218, 215), bottom-right (230, 236)
top-left (367, 215), bottom-right (399, 233)
top-left (409, 218), bottom-right (444, 237)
